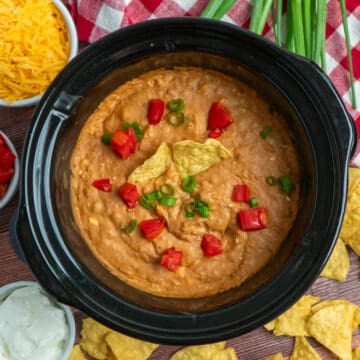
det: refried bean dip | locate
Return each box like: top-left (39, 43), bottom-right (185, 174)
top-left (70, 67), bottom-right (300, 298)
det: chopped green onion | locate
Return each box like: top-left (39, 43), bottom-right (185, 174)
top-left (146, 191), bottom-right (163, 200)
top-left (101, 133), bottom-right (111, 145)
top-left (266, 176), bottom-right (276, 186)
top-left (123, 122), bottom-right (143, 140)
top-left (249, 197), bottom-right (259, 208)
top-left (167, 112), bottom-right (185, 127)
top-left (160, 196), bottom-right (177, 207)
top-left (139, 196), bottom-right (156, 209)
top-left (160, 183), bottom-right (175, 196)
top-left (121, 219), bottom-right (138, 234)
top-left (167, 98), bottom-right (185, 113)
top-left (260, 126), bottom-right (272, 139)
top-left (340, 0), bottom-right (357, 109)
top-left (182, 176), bottom-right (196, 193)
top-left (279, 175), bottom-right (293, 194)
top-left (194, 200), bottom-right (210, 218)
top-left (185, 202), bottom-right (195, 218)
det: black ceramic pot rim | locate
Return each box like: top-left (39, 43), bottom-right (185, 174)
top-left (14, 18), bottom-right (356, 344)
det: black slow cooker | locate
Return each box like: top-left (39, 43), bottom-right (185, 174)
top-left (11, 18), bottom-right (356, 344)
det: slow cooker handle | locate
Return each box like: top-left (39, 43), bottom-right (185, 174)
top-left (10, 205), bottom-right (77, 307)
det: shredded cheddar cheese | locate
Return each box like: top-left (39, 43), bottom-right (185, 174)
top-left (0, 0), bottom-right (70, 103)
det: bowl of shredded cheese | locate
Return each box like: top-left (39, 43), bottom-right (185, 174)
top-left (0, 0), bottom-right (78, 107)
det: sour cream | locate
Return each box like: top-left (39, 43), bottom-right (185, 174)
top-left (0, 286), bottom-right (69, 360)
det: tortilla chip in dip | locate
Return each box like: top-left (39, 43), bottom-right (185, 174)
top-left (172, 139), bottom-right (232, 179)
top-left (128, 142), bottom-right (172, 183)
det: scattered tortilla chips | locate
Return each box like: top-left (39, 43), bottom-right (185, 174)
top-left (128, 142), bottom-right (172, 183)
top-left (172, 139), bottom-right (232, 179)
top-left (80, 318), bottom-right (112, 359)
top-left (353, 347), bottom-right (360, 360)
top-left (170, 341), bottom-right (237, 360)
top-left (68, 344), bottom-right (86, 360)
top-left (264, 353), bottom-right (283, 360)
top-left (340, 167), bottom-right (360, 255)
top-left (264, 295), bottom-right (320, 336)
top-left (105, 331), bottom-right (159, 360)
top-left (290, 336), bottom-right (321, 360)
top-left (306, 302), bottom-right (355, 360)
top-left (320, 238), bottom-right (349, 281)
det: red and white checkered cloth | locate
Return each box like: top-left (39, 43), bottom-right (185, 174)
top-left (68, 0), bottom-right (360, 166)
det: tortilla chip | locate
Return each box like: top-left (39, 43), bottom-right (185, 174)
top-left (214, 347), bottom-right (238, 360)
top-left (105, 331), bottom-right (159, 360)
top-left (306, 302), bottom-right (354, 360)
top-left (353, 347), bottom-right (360, 360)
top-left (128, 142), bottom-right (172, 183)
top-left (340, 167), bottom-right (360, 254)
top-left (172, 139), bottom-right (232, 179)
top-left (311, 299), bottom-right (360, 331)
top-left (80, 318), bottom-right (112, 359)
top-left (263, 353), bottom-right (283, 360)
top-left (290, 336), bottom-right (321, 360)
top-left (320, 238), bottom-right (349, 281)
top-left (68, 344), bottom-right (86, 360)
top-left (170, 342), bottom-right (226, 360)
top-left (264, 295), bottom-right (321, 336)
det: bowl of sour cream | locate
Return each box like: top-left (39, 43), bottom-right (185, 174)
top-left (0, 281), bottom-right (75, 360)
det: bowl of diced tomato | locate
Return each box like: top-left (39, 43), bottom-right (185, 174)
top-left (0, 132), bottom-right (19, 208)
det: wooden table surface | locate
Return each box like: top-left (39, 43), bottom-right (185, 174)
top-left (1, 105), bottom-right (359, 360)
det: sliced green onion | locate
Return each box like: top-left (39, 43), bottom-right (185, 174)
top-left (167, 98), bottom-right (185, 113)
top-left (167, 112), bottom-right (185, 127)
top-left (182, 176), bottom-right (196, 193)
top-left (101, 133), bottom-right (111, 145)
top-left (260, 126), bottom-right (272, 139)
top-left (340, 0), bottom-right (357, 109)
top-left (123, 122), bottom-right (143, 140)
top-left (160, 196), bottom-right (177, 207)
top-left (139, 196), bottom-right (156, 209)
top-left (185, 202), bottom-right (195, 218)
top-left (249, 197), bottom-right (259, 208)
top-left (194, 200), bottom-right (210, 218)
top-left (121, 219), bottom-right (138, 234)
top-left (266, 176), bottom-right (276, 186)
top-left (279, 175), bottom-right (293, 194)
top-left (144, 191), bottom-right (162, 201)
top-left (160, 183), bottom-right (175, 196)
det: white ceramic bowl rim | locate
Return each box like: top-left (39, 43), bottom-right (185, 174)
top-left (0, 0), bottom-right (79, 108)
top-left (0, 281), bottom-right (76, 360)
top-left (0, 131), bottom-right (19, 209)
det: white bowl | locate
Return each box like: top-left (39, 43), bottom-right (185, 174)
top-left (0, 131), bottom-right (19, 209)
top-left (0, 0), bottom-right (78, 108)
top-left (0, 281), bottom-right (76, 360)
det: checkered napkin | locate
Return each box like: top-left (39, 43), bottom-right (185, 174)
top-left (68, 0), bottom-right (360, 165)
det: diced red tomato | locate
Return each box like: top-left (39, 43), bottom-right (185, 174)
top-left (118, 182), bottom-right (139, 209)
top-left (201, 234), bottom-right (223, 257)
top-left (0, 144), bottom-right (16, 170)
top-left (208, 128), bottom-right (224, 139)
top-left (160, 247), bottom-right (183, 271)
top-left (238, 207), bottom-right (267, 231)
top-left (147, 99), bottom-right (165, 125)
top-left (110, 128), bottom-right (138, 160)
top-left (0, 168), bottom-right (14, 185)
top-left (92, 178), bottom-right (112, 192)
top-left (140, 218), bottom-right (165, 240)
top-left (207, 102), bottom-right (233, 130)
top-left (232, 184), bottom-right (250, 203)
top-left (0, 183), bottom-right (8, 199)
